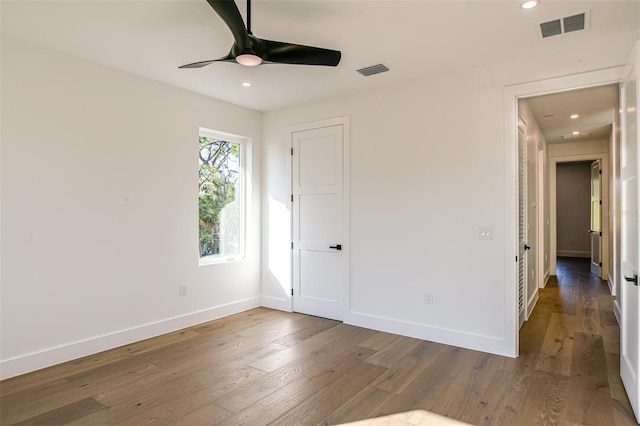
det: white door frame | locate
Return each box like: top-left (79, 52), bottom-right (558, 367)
top-left (288, 116), bottom-right (351, 318)
top-left (537, 148), bottom-right (547, 288)
top-left (504, 66), bottom-right (624, 357)
top-left (549, 154), bottom-right (609, 278)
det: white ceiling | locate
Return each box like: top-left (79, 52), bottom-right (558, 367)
top-left (525, 84), bottom-right (619, 144)
top-left (1, 1), bottom-right (638, 112)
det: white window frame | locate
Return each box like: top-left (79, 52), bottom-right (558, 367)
top-left (198, 127), bottom-right (248, 266)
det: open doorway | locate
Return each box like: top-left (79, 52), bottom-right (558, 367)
top-left (555, 159), bottom-right (606, 279)
top-left (518, 83), bottom-right (618, 319)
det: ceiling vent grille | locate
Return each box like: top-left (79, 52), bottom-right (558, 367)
top-left (357, 64), bottom-right (390, 77)
top-left (539, 10), bottom-right (590, 38)
top-left (561, 132), bottom-right (591, 140)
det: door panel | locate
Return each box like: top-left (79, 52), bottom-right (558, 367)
top-left (518, 120), bottom-right (528, 329)
top-left (620, 41), bottom-right (640, 422)
top-left (299, 193), bottom-right (339, 242)
top-left (292, 124), bottom-right (346, 321)
top-left (590, 160), bottom-right (602, 277)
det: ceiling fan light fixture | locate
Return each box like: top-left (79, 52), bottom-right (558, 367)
top-left (521, 0), bottom-right (539, 9)
top-left (236, 54), bottom-right (262, 67)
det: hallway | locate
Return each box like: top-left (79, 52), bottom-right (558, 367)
top-left (518, 257), bottom-right (636, 424)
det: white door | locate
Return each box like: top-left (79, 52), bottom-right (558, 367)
top-left (620, 41), bottom-right (640, 423)
top-left (590, 160), bottom-right (602, 278)
top-left (518, 119), bottom-right (529, 329)
top-left (292, 123), bottom-right (347, 321)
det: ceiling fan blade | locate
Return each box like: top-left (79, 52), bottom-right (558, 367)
top-left (260, 39), bottom-right (341, 66)
top-left (206, 0), bottom-right (247, 49)
top-left (179, 60), bottom-right (219, 69)
top-left (179, 53), bottom-right (236, 69)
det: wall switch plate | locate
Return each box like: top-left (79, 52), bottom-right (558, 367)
top-left (179, 283), bottom-right (188, 296)
top-left (479, 226), bottom-right (494, 240)
top-left (424, 292), bottom-right (433, 305)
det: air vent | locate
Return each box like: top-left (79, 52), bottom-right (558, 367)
top-left (539, 10), bottom-right (590, 38)
top-left (357, 64), bottom-right (390, 77)
top-left (563, 13), bottom-right (586, 33)
top-left (561, 132), bottom-right (591, 140)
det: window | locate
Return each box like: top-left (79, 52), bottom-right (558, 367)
top-left (198, 128), bottom-right (245, 264)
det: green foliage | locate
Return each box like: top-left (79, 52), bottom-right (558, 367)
top-left (199, 137), bottom-right (240, 256)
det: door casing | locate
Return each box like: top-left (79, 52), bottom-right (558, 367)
top-left (504, 66), bottom-right (624, 358)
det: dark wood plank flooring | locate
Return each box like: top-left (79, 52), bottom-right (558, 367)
top-left (1, 257), bottom-right (637, 425)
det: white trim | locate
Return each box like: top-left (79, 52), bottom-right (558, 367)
top-left (544, 270), bottom-right (550, 287)
top-left (0, 297), bottom-right (260, 380)
top-left (261, 295), bottom-right (291, 312)
top-left (287, 116), bottom-right (350, 320)
top-left (346, 311), bottom-right (512, 357)
top-left (614, 298), bottom-right (621, 325)
top-left (527, 289), bottom-right (540, 319)
top-left (504, 66), bottom-right (625, 357)
top-left (608, 272), bottom-right (615, 295)
top-left (538, 148), bottom-right (546, 289)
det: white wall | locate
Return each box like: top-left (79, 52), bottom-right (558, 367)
top-left (556, 162), bottom-right (592, 257)
top-left (0, 37), bottom-right (262, 379)
top-left (262, 33), bottom-right (637, 357)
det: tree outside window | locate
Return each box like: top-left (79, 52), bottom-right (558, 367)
top-left (198, 135), bottom-right (241, 260)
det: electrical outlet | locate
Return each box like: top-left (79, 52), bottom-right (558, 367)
top-left (424, 292), bottom-right (433, 305)
top-left (479, 226), bottom-right (494, 240)
top-left (179, 283), bottom-right (188, 296)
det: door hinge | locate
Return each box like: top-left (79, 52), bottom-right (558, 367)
top-left (600, 231), bottom-right (603, 236)
top-left (599, 262), bottom-right (603, 267)
top-left (599, 200), bottom-right (602, 205)
top-left (516, 255), bottom-right (518, 262)
top-left (291, 242), bottom-right (294, 249)
top-left (291, 194), bottom-right (294, 202)
top-left (291, 148), bottom-right (294, 155)
top-left (599, 169), bottom-right (602, 175)
top-left (291, 288), bottom-right (294, 296)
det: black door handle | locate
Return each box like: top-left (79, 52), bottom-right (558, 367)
top-left (329, 244), bottom-right (342, 251)
top-left (624, 275), bottom-right (638, 286)
top-left (524, 245), bottom-right (531, 251)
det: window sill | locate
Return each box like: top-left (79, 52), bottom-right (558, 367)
top-left (199, 255), bottom-right (245, 267)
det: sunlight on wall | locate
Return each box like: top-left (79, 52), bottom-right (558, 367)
top-left (268, 195), bottom-right (291, 294)
top-left (339, 410), bottom-right (471, 426)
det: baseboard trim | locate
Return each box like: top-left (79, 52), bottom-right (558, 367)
top-left (345, 311), bottom-right (514, 358)
top-left (544, 270), bottom-right (550, 287)
top-left (613, 299), bottom-right (621, 325)
top-left (557, 250), bottom-right (590, 258)
top-left (261, 295), bottom-right (291, 312)
top-left (527, 290), bottom-right (539, 320)
top-left (0, 297), bottom-right (260, 380)
top-left (607, 273), bottom-right (616, 296)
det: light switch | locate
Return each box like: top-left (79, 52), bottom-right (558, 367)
top-left (479, 226), bottom-right (494, 240)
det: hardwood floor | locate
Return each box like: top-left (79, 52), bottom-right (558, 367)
top-left (1, 257), bottom-right (637, 425)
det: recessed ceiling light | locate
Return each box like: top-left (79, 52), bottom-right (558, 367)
top-left (242, 82), bottom-right (252, 87)
top-left (570, 114), bottom-right (579, 119)
top-left (572, 131), bottom-right (580, 135)
top-left (521, 0), bottom-right (539, 10)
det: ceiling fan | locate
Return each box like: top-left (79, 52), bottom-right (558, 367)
top-left (179, 0), bottom-right (341, 69)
